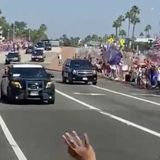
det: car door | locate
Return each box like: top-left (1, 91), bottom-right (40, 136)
top-left (63, 60), bottom-right (71, 78)
top-left (1, 72), bottom-right (9, 96)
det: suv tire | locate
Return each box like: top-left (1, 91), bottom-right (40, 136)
top-left (7, 87), bottom-right (14, 104)
top-left (1, 87), bottom-right (5, 101)
top-left (62, 76), bottom-right (66, 83)
top-left (92, 81), bottom-right (97, 85)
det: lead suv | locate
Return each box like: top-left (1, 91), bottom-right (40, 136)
top-left (62, 59), bottom-right (97, 85)
top-left (1, 64), bottom-right (55, 104)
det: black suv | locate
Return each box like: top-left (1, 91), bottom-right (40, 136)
top-left (31, 49), bottom-right (45, 62)
top-left (62, 59), bottom-right (97, 85)
top-left (5, 52), bottom-right (21, 64)
top-left (1, 64), bottom-right (55, 104)
top-left (25, 46), bottom-right (35, 54)
top-left (45, 43), bottom-right (52, 51)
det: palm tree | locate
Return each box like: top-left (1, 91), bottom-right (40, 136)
top-left (139, 32), bottom-right (144, 38)
top-left (130, 5), bottom-right (140, 17)
top-left (119, 29), bottom-right (126, 38)
top-left (131, 17), bottom-right (140, 38)
top-left (144, 25), bottom-right (152, 37)
top-left (117, 15), bottom-right (125, 33)
top-left (130, 5), bottom-right (140, 38)
top-left (125, 11), bottom-right (132, 38)
top-left (112, 20), bottom-right (120, 38)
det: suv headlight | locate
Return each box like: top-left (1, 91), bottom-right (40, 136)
top-left (92, 70), bottom-right (97, 75)
top-left (11, 81), bottom-right (22, 88)
top-left (46, 81), bottom-right (52, 88)
top-left (73, 69), bottom-right (77, 74)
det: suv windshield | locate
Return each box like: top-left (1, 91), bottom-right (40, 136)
top-left (36, 42), bottom-right (44, 48)
top-left (33, 50), bottom-right (43, 55)
top-left (7, 53), bottom-right (19, 58)
top-left (10, 68), bottom-right (48, 78)
top-left (70, 60), bottom-right (92, 68)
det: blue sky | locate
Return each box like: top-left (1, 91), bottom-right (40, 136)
top-left (0, 0), bottom-right (160, 38)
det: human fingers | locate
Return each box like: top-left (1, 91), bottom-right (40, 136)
top-left (84, 133), bottom-right (90, 147)
top-left (72, 130), bottom-right (82, 146)
top-left (63, 132), bottom-right (77, 149)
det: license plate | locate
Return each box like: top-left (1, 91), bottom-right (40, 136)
top-left (30, 91), bottom-right (39, 96)
top-left (83, 77), bottom-right (88, 80)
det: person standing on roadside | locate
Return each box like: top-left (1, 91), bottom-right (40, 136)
top-left (58, 53), bottom-right (62, 65)
top-left (157, 66), bottom-right (160, 92)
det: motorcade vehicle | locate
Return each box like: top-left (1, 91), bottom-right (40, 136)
top-left (35, 42), bottom-right (45, 50)
top-left (45, 43), bottom-right (52, 51)
top-left (5, 52), bottom-right (21, 64)
top-left (25, 46), bottom-right (35, 54)
top-left (1, 64), bottom-right (55, 104)
top-left (62, 59), bottom-right (97, 85)
top-left (31, 49), bottom-right (45, 62)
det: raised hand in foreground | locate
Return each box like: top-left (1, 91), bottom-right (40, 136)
top-left (62, 131), bottom-right (96, 160)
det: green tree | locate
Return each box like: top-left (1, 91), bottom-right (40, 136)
top-left (130, 5), bottom-right (140, 38)
top-left (15, 21), bottom-right (27, 30)
top-left (125, 11), bottom-right (132, 38)
top-left (112, 20), bottom-right (120, 38)
top-left (39, 24), bottom-right (47, 32)
top-left (0, 15), bottom-right (10, 38)
top-left (117, 15), bottom-right (125, 34)
top-left (144, 25), bottom-right (152, 37)
top-left (119, 29), bottom-right (126, 38)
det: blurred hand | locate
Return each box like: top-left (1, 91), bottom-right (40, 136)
top-left (62, 131), bottom-right (96, 160)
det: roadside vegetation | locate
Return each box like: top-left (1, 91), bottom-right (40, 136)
top-left (0, 5), bottom-right (153, 47)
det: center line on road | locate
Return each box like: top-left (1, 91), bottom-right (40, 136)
top-left (92, 85), bottom-right (160, 106)
top-left (56, 89), bottom-right (160, 138)
top-left (0, 115), bottom-right (27, 160)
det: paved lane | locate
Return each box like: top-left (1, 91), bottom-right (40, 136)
top-left (0, 71), bottom-right (160, 159)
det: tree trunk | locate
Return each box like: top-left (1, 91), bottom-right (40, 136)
top-left (127, 19), bottom-right (130, 38)
top-left (115, 28), bottom-right (118, 39)
top-left (132, 23), bottom-right (136, 39)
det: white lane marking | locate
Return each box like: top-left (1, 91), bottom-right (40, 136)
top-left (56, 89), bottom-right (160, 138)
top-left (73, 92), bottom-right (106, 96)
top-left (0, 115), bottom-right (27, 160)
top-left (92, 85), bottom-right (160, 106)
top-left (131, 93), bottom-right (160, 97)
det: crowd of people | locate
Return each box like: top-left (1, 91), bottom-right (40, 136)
top-left (0, 39), bottom-right (30, 52)
top-left (94, 57), bottom-right (160, 90)
top-left (80, 39), bottom-right (160, 91)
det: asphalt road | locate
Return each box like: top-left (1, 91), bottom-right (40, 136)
top-left (1, 62), bottom-right (160, 159)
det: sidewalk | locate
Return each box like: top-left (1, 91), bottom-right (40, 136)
top-left (46, 47), bottom-right (77, 71)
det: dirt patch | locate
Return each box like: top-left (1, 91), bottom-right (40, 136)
top-left (46, 47), bottom-right (77, 71)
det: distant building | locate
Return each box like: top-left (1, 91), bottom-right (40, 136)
top-left (134, 37), bottom-right (156, 43)
top-left (86, 41), bottom-right (101, 47)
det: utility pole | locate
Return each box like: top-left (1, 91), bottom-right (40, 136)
top-left (0, 26), bottom-right (2, 42)
top-left (28, 29), bottom-right (31, 41)
top-left (7, 29), bottom-right (10, 40)
top-left (12, 23), bottom-right (15, 41)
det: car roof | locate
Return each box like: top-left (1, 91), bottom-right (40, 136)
top-left (8, 52), bottom-right (18, 54)
top-left (12, 64), bottom-right (43, 68)
top-left (71, 59), bottom-right (90, 61)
